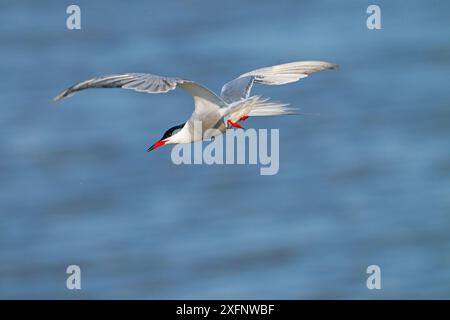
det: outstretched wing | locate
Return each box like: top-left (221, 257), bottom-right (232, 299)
top-left (220, 61), bottom-right (337, 103)
top-left (54, 73), bottom-right (227, 113)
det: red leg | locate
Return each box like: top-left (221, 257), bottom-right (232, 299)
top-left (240, 115), bottom-right (249, 121)
top-left (227, 120), bottom-right (243, 129)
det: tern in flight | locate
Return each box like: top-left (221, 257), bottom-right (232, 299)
top-left (54, 61), bottom-right (337, 151)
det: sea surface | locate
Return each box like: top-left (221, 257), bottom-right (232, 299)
top-left (1, 0), bottom-right (450, 299)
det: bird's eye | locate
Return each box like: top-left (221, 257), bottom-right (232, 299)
top-left (162, 123), bottom-right (185, 140)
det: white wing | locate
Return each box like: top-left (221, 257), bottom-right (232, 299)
top-left (54, 73), bottom-right (227, 113)
top-left (220, 61), bottom-right (337, 103)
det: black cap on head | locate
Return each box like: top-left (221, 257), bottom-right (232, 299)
top-left (147, 122), bottom-right (186, 152)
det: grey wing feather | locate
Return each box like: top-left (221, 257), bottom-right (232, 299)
top-left (54, 73), bottom-right (227, 113)
top-left (220, 61), bottom-right (337, 103)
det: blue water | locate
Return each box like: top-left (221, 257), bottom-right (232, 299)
top-left (1, 0), bottom-right (450, 299)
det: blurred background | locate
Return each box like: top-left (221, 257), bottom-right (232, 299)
top-left (1, 0), bottom-right (450, 299)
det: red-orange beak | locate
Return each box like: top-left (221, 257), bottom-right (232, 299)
top-left (147, 139), bottom-right (167, 152)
